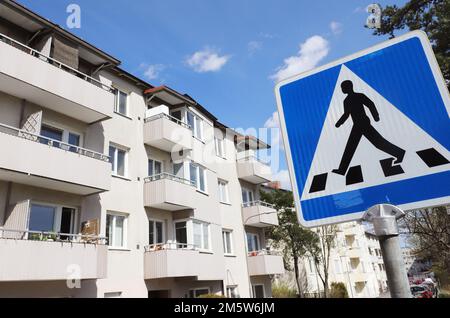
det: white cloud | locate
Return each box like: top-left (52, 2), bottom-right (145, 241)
top-left (264, 111), bottom-right (285, 151)
top-left (271, 35), bottom-right (330, 82)
top-left (186, 48), bottom-right (231, 73)
top-left (248, 41), bottom-right (263, 55)
top-left (141, 64), bottom-right (165, 80)
top-left (330, 21), bottom-right (343, 35)
top-left (272, 169), bottom-right (292, 190)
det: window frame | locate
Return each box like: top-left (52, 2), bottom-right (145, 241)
top-left (246, 232), bottom-right (260, 253)
top-left (214, 136), bottom-right (226, 158)
top-left (252, 284), bottom-right (265, 298)
top-left (28, 202), bottom-right (79, 235)
top-left (193, 220), bottom-right (211, 252)
top-left (148, 219), bottom-right (165, 246)
top-left (222, 229), bottom-right (234, 255)
top-left (190, 162), bottom-right (208, 193)
top-left (242, 188), bottom-right (255, 205)
top-left (218, 180), bottom-right (230, 204)
top-left (148, 158), bottom-right (163, 177)
top-left (114, 88), bottom-right (129, 117)
top-left (109, 144), bottom-right (129, 178)
top-left (41, 122), bottom-right (83, 149)
top-left (106, 212), bottom-right (128, 249)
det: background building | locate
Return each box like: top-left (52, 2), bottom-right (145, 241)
top-left (0, 0), bottom-right (283, 298)
top-left (302, 222), bottom-right (388, 298)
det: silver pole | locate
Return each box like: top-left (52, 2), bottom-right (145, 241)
top-left (363, 204), bottom-right (411, 298)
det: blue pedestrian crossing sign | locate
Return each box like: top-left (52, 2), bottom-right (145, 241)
top-left (275, 31), bottom-right (450, 228)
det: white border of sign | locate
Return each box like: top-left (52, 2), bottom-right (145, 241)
top-left (275, 30), bottom-right (450, 228)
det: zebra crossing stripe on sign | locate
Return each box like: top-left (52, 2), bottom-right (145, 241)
top-left (275, 31), bottom-right (450, 228)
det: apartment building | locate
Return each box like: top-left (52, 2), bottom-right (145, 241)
top-left (0, 0), bottom-right (283, 298)
top-left (304, 222), bottom-right (388, 298)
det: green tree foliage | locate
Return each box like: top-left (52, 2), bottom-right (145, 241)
top-left (261, 189), bottom-right (319, 297)
top-left (329, 282), bottom-right (349, 298)
top-left (373, 0), bottom-right (450, 88)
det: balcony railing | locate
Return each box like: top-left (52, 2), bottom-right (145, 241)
top-left (144, 113), bottom-right (190, 130)
top-left (0, 32), bottom-right (114, 93)
top-left (144, 242), bottom-right (197, 252)
top-left (0, 122), bottom-right (110, 162)
top-left (247, 249), bottom-right (280, 257)
top-left (144, 173), bottom-right (195, 186)
top-left (242, 200), bottom-right (275, 209)
top-left (0, 228), bottom-right (106, 245)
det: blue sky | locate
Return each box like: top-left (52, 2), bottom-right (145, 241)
top-left (18, 0), bottom-right (408, 188)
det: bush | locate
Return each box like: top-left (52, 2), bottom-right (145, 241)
top-left (329, 282), bottom-right (349, 298)
top-left (272, 282), bottom-right (298, 298)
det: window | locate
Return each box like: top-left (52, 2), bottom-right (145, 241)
top-left (109, 144), bottom-right (128, 177)
top-left (186, 110), bottom-right (203, 140)
top-left (222, 230), bottom-right (233, 255)
top-left (226, 286), bottom-right (239, 298)
top-left (114, 89), bottom-right (128, 116)
top-left (175, 221), bottom-right (188, 245)
top-left (40, 124), bottom-right (81, 152)
top-left (149, 220), bottom-right (164, 245)
top-left (28, 204), bottom-right (77, 236)
top-left (190, 163), bottom-right (207, 192)
top-left (148, 159), bottom-right (162, 177)
top-left (334, 259), bottom-right (342, 274)
top-left (252, 285), bottom-right (265, 298)
top-left (246, 233), bottom-right (260, 252)
top-left (215, 137), bottom-right (226, 158)
top-left (106, 213), bottom-right (127, 248)
top-left (189, 288), bottom-right (210, 298)
top-left (218, 180), bottom-right (229, 203)
top-left (242, 188), bottom-right (254, 205)
top-left (193, 221), bottom-right (210, 250)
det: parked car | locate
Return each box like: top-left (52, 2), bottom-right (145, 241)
top-left (421, 282), bottom-right (438, 298)
top-left (410, 285), bottom-right (433, 298)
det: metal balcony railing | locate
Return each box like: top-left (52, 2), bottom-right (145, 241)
top-left (242, 200), bottom-right (275, 209)
top-left (0, 32), bottom-right (114, 93)
top-left (144, 242), bottom-right (197, 253)
top-left (144, 112), bottom-right (190, 129)
top-left (0, 122), bottom-right (110, 162)
top-left (144, 173), bottom-right (195, 186)
top-left (0, 228), bottom-right (107, 245)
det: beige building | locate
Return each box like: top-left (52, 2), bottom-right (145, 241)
top-left (304, 222), bottom-right (388, 298)
top-left (0, 0), bottom-right (283, 298)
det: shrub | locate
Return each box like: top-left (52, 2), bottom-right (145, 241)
top-left (272, 282), bottom-right (298, 298)
top-left (329, 282), bottom-right (349, 298)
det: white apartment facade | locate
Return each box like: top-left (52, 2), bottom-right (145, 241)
top-left (304, 222), bottom-right (388, 298)
top-left (0, 0), bottom-right (283, 298)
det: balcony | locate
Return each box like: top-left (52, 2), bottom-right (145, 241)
top-left (144, 113), bottom-right (192, 152)
top-left (242, 201), bottom-right (279, 227)
top-left (144, 243), bottom-right (224, 280)
top-left (0, 123), bottom-right (111, 195)
top-left (0, 33), bottom-right (114, 124)
top-left (347, 247), bottom-right (361, 258)
top-left (247, 250), bottom-right (284, 276)
top-left (351, 271), bottom-right (369, 283)
top-left (144, 173), bottom-right (196, 211)
top-left (0, 229), bottom-right (107, 281)
top-left (236, 151), bottom-right (272, 184)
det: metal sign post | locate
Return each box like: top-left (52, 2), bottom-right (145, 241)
top-left (363, 204), bottom-right (411, 298)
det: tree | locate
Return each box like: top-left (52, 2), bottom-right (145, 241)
top-left (261, 189), bottom-right (319, 297)
top-left (304, 225), bottom-right (339, 298)
top-left (372, 0), bottom-right (450, 88)
top-left (400, 206), bottom-right (450, 285)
